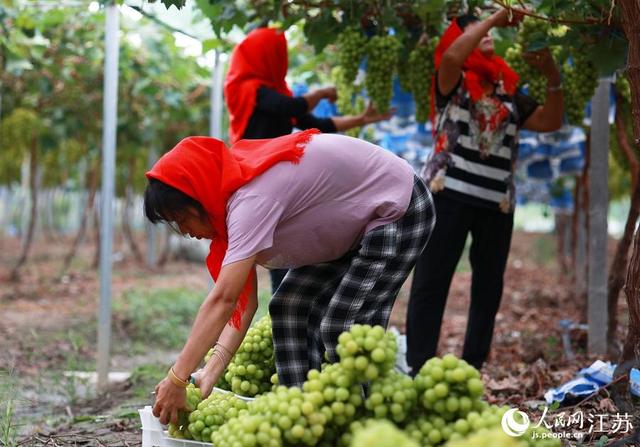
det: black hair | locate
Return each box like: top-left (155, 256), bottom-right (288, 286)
top-left (456, 14), bottom-right (480, 30)
top-left (144, 178), bottom-right (207, 224)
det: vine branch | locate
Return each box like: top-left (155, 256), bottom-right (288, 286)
top-left (491, 0), bottom-right (613, 26)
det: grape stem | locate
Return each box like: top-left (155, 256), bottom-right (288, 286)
top-left (491, 0), bottom-right (614, 26)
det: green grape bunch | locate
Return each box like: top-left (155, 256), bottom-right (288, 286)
top-left (336, 27), bottom-right (367, 85)
top-left (405, 413), bottom-right (466, 446)
top-left (445, 427), bottom-right (528, 447)
top-left (404, 404), bottom-right (519, 446)
top-left (302, 363), bottom-right (364, 431)
top-left (204, 315), bottom-right (275, 396)
top-left (347, 419), bottom-right (419, 447)
top-left (226, 315), bottom-right (275, 396)
top-left (506, 17), bottom-right (560, 104)
top-left (562, 52), bottom-right (598, 126)
top-left (519, 17), bottom-right (552, 52)
top-left (211, 413), bottom-right (282, 447)
top-left (404, 36), bottom-right (438, 123)
top-left (365, 34), bottom-right (402, 114)
top-left (443, 406), bottom-right (561, 447)
top-left (227, 384), bottom-right (332, 446)
top-left (364, 369), bottom-right (417, 423)
top-left (414, 354), bottom-right (485, 422)
top-left (336, 324), bottom-right (398, 382)
top-left (250, 385), bottom-right (328, 445)
top-left (166, 384), bottom-right (203, 440)
top-left (332, 66), bottom-right (365, 116)
top-left (505, 43), bottom-right (547, 104)
top-left (171, 391), bottom-right (249, 442)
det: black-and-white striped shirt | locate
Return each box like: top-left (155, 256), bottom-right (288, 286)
top-left (421, 74), bottom-right (538, 213)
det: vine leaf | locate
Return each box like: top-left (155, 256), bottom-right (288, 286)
top-left (303, 11), bottom-right (340, 53)
top-left (586, 35), bottom-right (628, 76)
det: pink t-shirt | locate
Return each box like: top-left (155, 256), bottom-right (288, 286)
top-left (222, 133), bottom-right (415, 269)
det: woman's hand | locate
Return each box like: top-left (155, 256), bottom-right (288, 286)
top-left (522, 48), bottom-right (561, 85)
top-left (303, 87), bottom-right (337, 111)
top-left (152, 378), bottom-right (187, 425)
top-left (359, 102), bottom-right (395, 125)
top-left (490, 7), bottom-right (526, 28)
top-left (321, 86), bottom-right (337, 102)
top-left (192, 360), bottom-right (225, 398)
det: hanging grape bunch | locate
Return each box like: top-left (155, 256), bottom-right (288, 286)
top-left (505, 43), bottom-right (542, 103)
top-left (365, 34), bottom-right (402, 114)
top-left (562, 51), bottom-right (598, 126)
top-left (505, 17), bottom-right (566, 104)
top-left (336, 27), bottom-right (367, 85)
top-left (405, 36), bottom-right (438, 123)
top-left (505, 17), bottom-right (553, 104)
top-left (334, 27), bottom-right (366, 131)
top-left (333, 66), bottom-right (354, 115)
top-left (332, 65), bottom-right (366, 137)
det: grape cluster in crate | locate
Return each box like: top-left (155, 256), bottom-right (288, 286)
top-left (163, 315), bottom-right (559, 446)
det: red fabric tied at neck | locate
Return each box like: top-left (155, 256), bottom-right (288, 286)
top-left (225, 27), bottom-right (293, 144)
top-left (431, 19), bottom-right (519, 123)
top-left (145, 128), bottom-right (321, 329)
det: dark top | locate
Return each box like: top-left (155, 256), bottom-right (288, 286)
top-left (241, 86), bottom-right (337, 139)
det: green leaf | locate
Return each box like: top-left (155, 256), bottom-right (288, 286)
top-left (202, 37), bottom-right (222, 53)
top-left (303, 12), bottom-right (341, 54)
top-left (586, 35), bottom-right (628, 76)
top-left (194, 0), bottom-right (223, 24)
top-left (414, 0), bottom-right (446, 21)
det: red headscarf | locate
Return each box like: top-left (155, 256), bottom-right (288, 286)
top-left (224, 28), bottom-right (293, 144)
top-left (146, 129), bottom-right (321, 328)
top-left (431, 19), bottom-right (519, 122)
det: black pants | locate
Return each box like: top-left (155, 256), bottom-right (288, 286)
top-left (406, 194), bottom-right (514, 373)
top-left (269, 268), bottom-right (288, 294)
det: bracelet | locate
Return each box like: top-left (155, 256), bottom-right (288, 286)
top-left (211, 349), bottom-right (228, 367)
top-left (211, 347), bottom-right (227, 363)
top-left (547, 83), bottom-right (563, 92)
top-left (167, 366), bottom-right (189, 388)
top-left (215, 342), bottom-right (232, 357)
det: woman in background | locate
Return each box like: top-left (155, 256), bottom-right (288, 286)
top-left (224, 27), bottom-right (394, 293)
top-left (407, 9), bottom-right (563, 374)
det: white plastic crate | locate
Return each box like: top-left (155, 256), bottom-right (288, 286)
top-left (139, 405), bottom-right (211, 447)
top-left (139, 388), bottom-right (254, 447)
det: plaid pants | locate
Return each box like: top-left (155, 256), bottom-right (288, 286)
top-left (269, 176), bottom-right (436, 386)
